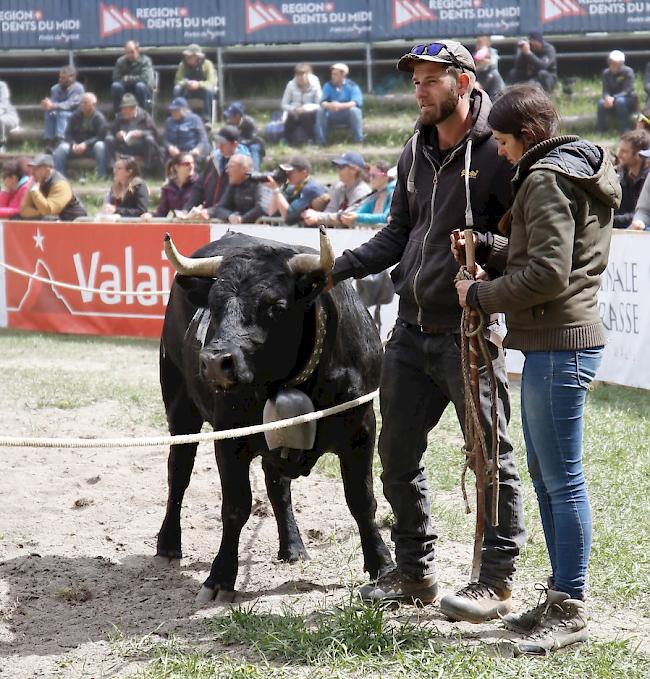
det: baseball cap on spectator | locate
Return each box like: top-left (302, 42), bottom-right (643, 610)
top-left (301, 182), bottom-right (326, 203)
top-left (28, 154), bottom-right (54, 167)
top-left (279, 155), bottom-right (311, 173)
top-left (120, 93), bottom-right (138, 107)
top-left (331, 151), bottom-right (365, 170)
top-left (528, 31), bottom-right (544, 42)
top-left (183, 44), bottom-right (204, 58)
top-left (169, 97), bottom-right (188, 110)
top-left (212, 125), bottom-right (240, 144)
top-left (398, 40), bottom-right (476, 74)
top-left (608, 50), bottom-right (625, 63)
top-left (224, 102), bottom-right (245, 119)
top-left (330, 62), bottom-right (349, 76)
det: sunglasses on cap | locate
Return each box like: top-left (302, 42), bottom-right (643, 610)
top-left (409, 42), bottom-right (472, 73)
top-left (638, 112), bottom-right (650, 126)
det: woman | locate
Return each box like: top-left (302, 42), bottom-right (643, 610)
top-left (143, 153), bottom-right (198, 219)
top-left (101, 157), bottom-right (149, 218)
top-left (0, 158), bottom-right (31, 218)
top-left (454, 85), bottom-right (621, 655)
top-left (339, 160), bottom-right (396, 228)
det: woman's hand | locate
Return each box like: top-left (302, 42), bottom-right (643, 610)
top-left (339, 212), bottom-right (357, 227)
top-left (101, 203), bottom-right (116, 215)
top-left (629, 219), bottom-right (646, 231)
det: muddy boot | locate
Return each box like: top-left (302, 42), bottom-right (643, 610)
top-left (502, 582), bottom-right (558, 634)
top-left (358, 567), bottom-right (438, 606)
top-left (439, 582), bottom-right (512, 623)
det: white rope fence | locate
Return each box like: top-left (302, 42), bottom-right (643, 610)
top-left (0, 389), bottom-right (379, 449)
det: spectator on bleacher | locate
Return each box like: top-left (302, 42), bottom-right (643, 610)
top-left (614, 130), bottom-right (650, 229)
top-left (41, 66), bottom-right (84, 149)
top-left (184, 125), bottom-right (251, 213)
top-left (224, 102), bottom-right (265, 170)
top-left (315, 63), bottom-right (363, 146)
top-left (475, 35), bottom-right (499, 68)
top-left (100, 157), bottom-right (149, 218)
top-left (111, 41), bottom-right (155, 114)
top-left (20, 153), bottom-right (86, 221)
top-left (281, 63), bottom-right (322, 146)
top-left (339, 160), bottom-right (396, 228)
top-left (597, 51), bottom-right (637, 135)
top-left (508, 32), bottom-right (557, 92)
top-left (637, 106), bottom-right (650, 133)
top-left (164, 97), bottom-right (209, 163)
top-left (630, 150), bottom-right (650, 230)
top-left (143, 153), bottom-right (199, 219)
top-left (104, 93), bottom-right (163, 177)
top-left (0, 158), bottom-right (31, 218)
top-left (0, 81), bottom-right (19, 152)
top-left (173, 44), bottom-right (216, 123)
top-left (303, 151), bottom-right (370, 226)
top-left (52, 93), bottom-right (107, 178)
top-left (474, 47), bottom-right (505, 102)
top-left (265, 155), bottom-right (327, 225)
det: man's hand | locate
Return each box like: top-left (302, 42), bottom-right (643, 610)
top-left (228, 214), bottom-right (242, 224)
top-left (40, 98), bottom-right (53, 111)
top-left (302, 209), bottom-right (318, 226)
top-left (520, 40), bottom-right (530, 55)
top-left (71, 143), bottom-right (87, 155)
top-left (629, 219), bottom-right (646, 231)
top-left (190, 148), bottom-right (201, 158)
top-left (168, 145), bottom-right (180, 157)
top-left (604, 95), bottom-right (615, 109)
top-left (116, 131), bottom-right (126, 141)
top-left (455, 279), bottom-right (475, 307)
top-left (186, 80), bottom-right (200, 90)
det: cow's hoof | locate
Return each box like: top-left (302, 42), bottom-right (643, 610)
top-left (196, 585), bottom-right (217, 604)
top-left (278, 548), bottom-right (310, 563)
top-left (156, 547), bottom-right (182, 560)
top-left (154, 554), bottom-right (181, 569)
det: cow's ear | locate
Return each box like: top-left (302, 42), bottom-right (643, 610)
top-left (294, 270), bottom-right (327, 303)
top-left (174, 275), bottom-right (214, 307)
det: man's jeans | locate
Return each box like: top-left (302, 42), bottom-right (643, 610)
top-left (314, 107), bottom-right (363, 145)
top-left (53, 141), bottom-right (107, 177)
top-left (597, 95), bottom-right (636, 134)
top-left (378, 322), bottom-right (525, 589)
top-left (43, 110), bottom-right (72, 142)
top-left (521, 348), bottom-right (603, 600)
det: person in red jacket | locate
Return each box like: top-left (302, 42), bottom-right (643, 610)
top-left (0, 158), bottom-right (32, 218)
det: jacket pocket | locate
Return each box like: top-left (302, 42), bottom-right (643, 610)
top-left (390, 238), bottom-right (421, 300)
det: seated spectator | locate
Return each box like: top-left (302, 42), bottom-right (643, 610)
top-left (265, 155), bottom-right (327, 225)
top-left (41, 66), bottom-right (84, 148)
top-left (224, 102), bottom-right (265, 170)
top-left (630, 150), bottom-right (650, 230)
top-left (199, 154), bottom-right (267, 224)
top-left (144, 153), bottom-right (199, 219)
top-left (474, 47), bottom-right (505, 101)
top-left (0, 158), bottom-right (31, 218)
top-left (20, 154), bottom-right (86, 221)
top-left (164, 97), bottom-right (209, 163)
top-left (315, 63), bottom-right (363, 146)
top-left (100, 157), bottom-right (149, 218)
top-left (184, 125), bottom-right (251, 212)
top-left (281, 63), bottom-right (322, 146)
top-left (111, 41), bottom-right (155, 114)
top-left (303, 151), bottom-right (370, 227)
top-left (173, 44), bottom-right (216, 123)
top-left (339, 160), bottom-right (396, 228)
top-left (508, 32), bottom-right (557, 92)
top-left (53, 93), bottom-right (107, 178)
top-left (637, 106), bottom-right (650, 133)
top-left (475, 35), bottom-right (499, 68)
top-left (0, 80), bottom-right (19, 151)
top-left (614, 130), bottom-right (650, 229)
top-left (597, 51), bottom-right (637, 134)
top-left (105, 93), bottom-right (163, 176)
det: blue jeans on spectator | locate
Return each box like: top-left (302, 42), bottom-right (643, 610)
top-left (173, 84), bottom-right (212, 122)
top-left (597, 95), bottom-right (636, 134)
top-left (111, 81), bottom-right (152, 113)
top-left (246, 142), bottom-right (263, 171)
top-left (520, 348), bottom-right (603, 600)
top-left (44, 110), bottom-right (73, 143)
top-left (53, 140), bottom-right (107, 177)
top-left (314, 107), bottom-right (363, 145)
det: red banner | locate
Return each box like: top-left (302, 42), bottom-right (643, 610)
top-left (1, 221), bottom-right (210, 338)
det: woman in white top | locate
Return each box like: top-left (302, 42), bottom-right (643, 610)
top-left (281, 63), bottom-right (321, 146)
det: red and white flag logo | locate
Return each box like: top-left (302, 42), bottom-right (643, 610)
top-left (99, 2), bottom-right (143, 38)
top-left (246, 0), bottom-right (290, 33)
top-left (393, 0), bottom-right (437, 29)
top-left (541, 0), bottom-right (586, 24)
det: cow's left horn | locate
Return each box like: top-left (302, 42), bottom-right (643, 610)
top-left (164, 233), bottom-right (223, 277)
top-left (287, 226), bottom-right (335, 274)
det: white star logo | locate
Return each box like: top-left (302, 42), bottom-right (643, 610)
top-left (33, 228), bottom-right (45, 251)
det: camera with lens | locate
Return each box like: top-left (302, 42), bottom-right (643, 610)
top-left (248, 167), bottom-right (288, 185)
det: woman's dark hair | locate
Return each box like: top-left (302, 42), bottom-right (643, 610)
top-left (1, 157), bottom-right (30, 179)
top-left (488, 84), bottom-right (559, 149)
top-left (115, 156), bottom-right (140, 179)
top-left (371, 159), bottom-right (391, 174)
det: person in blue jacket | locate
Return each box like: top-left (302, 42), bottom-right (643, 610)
top-left (314, 63), bottom-right (363, 145)
top-left (339, 160), bottom-right (395, 227)
top-left (163, 97), bottom-right (210, 163)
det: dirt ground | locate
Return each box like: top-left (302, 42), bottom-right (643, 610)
top-left (0, 353), bottom-right (648, 678)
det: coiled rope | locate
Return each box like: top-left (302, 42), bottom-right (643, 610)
top-left (0, 389), bottom-right (378, 448)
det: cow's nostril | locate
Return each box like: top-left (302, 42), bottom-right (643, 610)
top-left (219, 354), bottom-right (234, 376)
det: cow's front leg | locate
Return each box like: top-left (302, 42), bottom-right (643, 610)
top-left (197, 442), bottom-right (252, 604)
top-left (261, 459), bottom-right (309, 563)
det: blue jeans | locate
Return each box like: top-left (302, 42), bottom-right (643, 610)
top-left (521, 348), bottom-right (603, 600)
top-left (44, 109), bottom-right (73, 142)
top-left (53, 140), bottom-right (107, 177)
top-left (314, 107), bottom-right (363, 145)
top-left (597, 95), bottom-right (636, 134)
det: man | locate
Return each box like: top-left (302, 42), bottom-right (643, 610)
top-left (20, 154), bottom-right (86, 221)
top-left (104, 93), bottom-right (163, 176)
top-left (184, 125), bottom-right (251, 212)
top-left (223, 102), bottom-right (265, 170)
top-left (52, 93), bottom-right (107, 177)
top-left (508, 31), bottom-right (557, 92)
top-left (597, 51), bottom-right (638, 135)
top-left (173, 44), bottom-right (216, 123)
top-left (615, 130), bottom-right (650, 229)
top-left (164, 97), bottom-right (210, 162)
top-left (475, 35), bottom-right (499, 69)
top-left (111, 41), bottom-right (155, 114)
top-left (265, 155), bottom-right (327, 225)
top-left (315, 63), bottom-right (363, 146)
top-left (327, 41), bottom-right (524, 622)
top-left (41, 66), bottom-right (84, 148)
top-left (281, 63), bottom-right (322, 146)
top-left (631, 152), bottom-right (650, 230)
top-left (474, 47), bottom-right (504, 101)
top-left (303, 151), bottom-right (369, 226)
top-left (0, 80), bottom-right (19, 152)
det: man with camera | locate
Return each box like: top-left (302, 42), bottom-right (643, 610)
top-left (508, 31), bottom-right (557, 92)
top-left (264, 155), bottom-right (327, 226)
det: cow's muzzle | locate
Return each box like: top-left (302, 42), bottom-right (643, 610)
top-left (199, 348), bottom-right (252, 390)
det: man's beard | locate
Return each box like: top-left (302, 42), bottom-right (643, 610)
top-left (418, 85), bottom-right (460, 126)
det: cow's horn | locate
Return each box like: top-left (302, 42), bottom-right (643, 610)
top-left (287, 226), bottom-right (335, 274)
top-left (164, 233), bottom-right (222, 277)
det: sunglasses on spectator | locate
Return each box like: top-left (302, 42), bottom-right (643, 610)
top-left (409, 43), bottom-right (474, 73)
top-left (368, 171), bottom-right (387, 178)
top-left (179, 160), bottom-right (194, 166)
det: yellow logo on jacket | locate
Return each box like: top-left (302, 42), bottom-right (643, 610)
top-left (460, 169), bottom-right (479, 179)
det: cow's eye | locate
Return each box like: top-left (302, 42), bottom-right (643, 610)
top-left (265, 300), bottom-right (287, 319)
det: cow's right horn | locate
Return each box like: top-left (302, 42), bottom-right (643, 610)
top-left (164, 233), bottom-right (223, 277)
top-left (287, 225), bottom-right (335, 274)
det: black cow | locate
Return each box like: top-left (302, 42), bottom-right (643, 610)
top-left (157, 229), bottom-right (393, 603)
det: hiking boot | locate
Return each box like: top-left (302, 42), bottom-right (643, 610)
top-left (357, 568), bottom-right (438, 606)
top-left (439, 582), bottom-right (512, 623)
top-left (502, 582), bottom-right (559, 634)
top-left (511, 593), bottom-right (588, 656)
